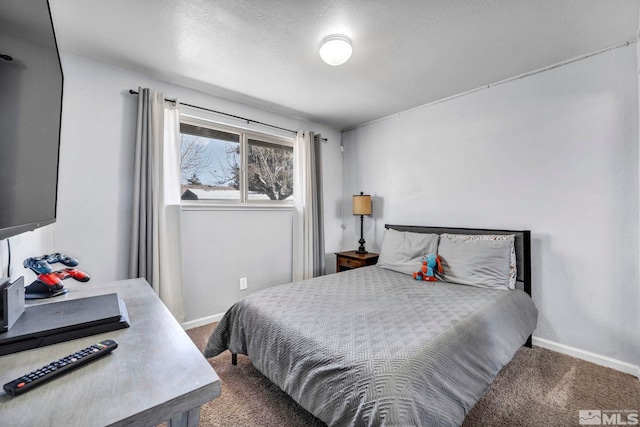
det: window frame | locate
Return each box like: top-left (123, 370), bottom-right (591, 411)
top-left (179, 115), bottom-right (295, 209)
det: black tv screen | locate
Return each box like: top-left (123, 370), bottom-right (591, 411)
top-left (0, 0), bottom-right (63, 240)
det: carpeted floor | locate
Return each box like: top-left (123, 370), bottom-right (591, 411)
top-left (185, 323), bottom-right (639, 427)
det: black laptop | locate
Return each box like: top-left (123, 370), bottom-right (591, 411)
top-left (0, 293), bottom-right (130, 356)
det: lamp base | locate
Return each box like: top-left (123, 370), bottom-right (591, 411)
top-left (357, 235), bottom-right (367, 255)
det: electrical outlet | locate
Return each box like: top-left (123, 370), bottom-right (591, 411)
top-left (240, 277), bottom-right (248, 290)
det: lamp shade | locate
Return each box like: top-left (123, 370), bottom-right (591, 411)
top-left (352, 193), bottom-right (371, 215)
top-left (319, 35), bottom-right (353, 66)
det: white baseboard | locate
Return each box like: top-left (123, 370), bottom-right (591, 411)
top-left (533, 336), bottom-right (640, 379)
top-left (181, 312), bottom-right (225, 330)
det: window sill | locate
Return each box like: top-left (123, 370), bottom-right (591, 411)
top-left (181, 201), bottom-right (294, 212)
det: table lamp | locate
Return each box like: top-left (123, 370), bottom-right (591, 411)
top-left (352, 192), bottom-right (372, 254)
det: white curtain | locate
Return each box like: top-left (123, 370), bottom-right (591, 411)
top-left (129, 87), bottom-right (186, 321)
top-left (293, 131), bottom-right (325, 281)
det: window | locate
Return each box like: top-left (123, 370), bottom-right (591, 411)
top-left (179, 118), bottom-right (294, 203)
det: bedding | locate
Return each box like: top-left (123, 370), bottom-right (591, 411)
top-left (437, 234), bottom-right (514, 290)
top-left (204, 265), bottom-right (538, 426)
top-left (376, 228), bottom-right (439, 275)
top-left (440, 233), bottom-right (517, 289)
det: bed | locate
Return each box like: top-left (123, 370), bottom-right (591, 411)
top-left (203, 225), bottom-right (538, 426)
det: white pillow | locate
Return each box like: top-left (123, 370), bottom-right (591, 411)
top-left (437, 234), bottom-right (516, 290)
top-left (377, 229), bottom-right (439, 275)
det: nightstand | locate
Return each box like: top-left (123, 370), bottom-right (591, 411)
top-left (335, 251), bottom-right (379, 272)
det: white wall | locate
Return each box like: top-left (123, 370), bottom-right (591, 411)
top-left (342, 44), bottom-right (640, 368)
top-left (0, 227), bottom-right (53, 285)
top-left (8, 53), bottom-right (342, 323)
top-left (181, 208), bottom-right (293, 321)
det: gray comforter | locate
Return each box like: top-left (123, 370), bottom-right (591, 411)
top-left (204, 266), bottom-right (538, 426)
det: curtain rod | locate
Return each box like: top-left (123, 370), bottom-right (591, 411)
top-left (128, 89), bottom-right (297, 134)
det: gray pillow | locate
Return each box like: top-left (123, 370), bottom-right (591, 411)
top-left (377, 229), bottom-right (439, 275)
top-left (437, 234), bottom-right (512, 290)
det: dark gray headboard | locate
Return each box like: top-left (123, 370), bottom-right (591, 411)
top-left (385, 224), bottom-right (532, 297)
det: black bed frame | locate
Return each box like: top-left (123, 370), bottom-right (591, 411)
top-left (385, 224), bottom-right (533, 348)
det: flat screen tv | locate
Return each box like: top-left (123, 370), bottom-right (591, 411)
top-left (0, 0), bottom-right (63, 240)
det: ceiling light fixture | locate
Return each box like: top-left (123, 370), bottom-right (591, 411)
top-left (319, 34), bottom-right (352, 66)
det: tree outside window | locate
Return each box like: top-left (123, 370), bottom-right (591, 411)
top-left (179, 121), bottom-right (293, 202)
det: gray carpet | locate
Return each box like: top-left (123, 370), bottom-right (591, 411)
top-left (185, 323), bottom-right (640, 427)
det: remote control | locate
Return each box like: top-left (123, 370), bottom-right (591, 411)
top-left (3, 339), bottom-right (118, 396)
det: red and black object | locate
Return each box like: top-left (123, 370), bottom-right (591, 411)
top-left (25, 279), bottom-right (64, 297)
top-left (25, 269), bottom-right (90, 299)
top-left (37, 268), bottom-right (91, 286)
top-left (25, 268), bottom-right (91, 296)
top-left (23, 253), bottom-right (89, 299)
top-left (56, 268), bottom-right (90, 282)
top-left (35, 273), bottom-right (63, 288)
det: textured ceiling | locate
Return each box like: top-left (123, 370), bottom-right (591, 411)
top-left (47, 0), bottom-right (639, 130)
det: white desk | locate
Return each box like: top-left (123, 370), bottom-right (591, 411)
top-left (0, 278), bottom-right (220, 427)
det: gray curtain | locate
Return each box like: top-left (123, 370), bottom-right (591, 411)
top-left (129, 87), bottom-right (185, 320)
top-left (293, 131), bottom-right (325, 279)
top-left (310, 133), bottom-right (325, 277)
